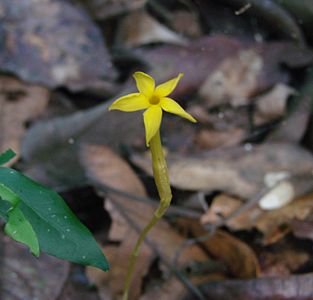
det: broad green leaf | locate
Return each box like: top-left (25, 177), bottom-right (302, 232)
top-left (0, 149), bottom-right (16, 165)
top-left (0, 198), bottom-right (11, 220)
top-left (0, 167), bottom-right (109, 271)
top-left (5, 206), bottom-right (40, 256)
top-left (0, 185), bottom-right (39, 255)
top-left (0, 182), bottom-right (20, 207)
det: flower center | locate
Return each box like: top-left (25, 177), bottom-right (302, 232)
top-left (149, 95), bottom-right (160, 105)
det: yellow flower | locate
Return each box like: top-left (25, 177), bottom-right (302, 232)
top-left (109, 71), bottom-right (196, 146)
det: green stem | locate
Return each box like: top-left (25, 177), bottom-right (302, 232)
top-left (122, 130), bottom-right (172, 300)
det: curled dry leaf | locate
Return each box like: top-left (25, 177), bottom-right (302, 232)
top-left (181, 219), bottom-right (260, 279)
top-left (0, 0), bottom-right (116, 90)
top-left (132, 143), bottom-right (313, 199)
top-left (116, 10), bottom-right (187, 48)
top-left (80, 144), bottom-right (210, 300)
top-left (0, 76), bottom-right (49, 160)
top-left (0, 233), bottom-right (70, 300)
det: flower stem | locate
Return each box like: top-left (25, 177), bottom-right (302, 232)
top-left (122, 130), bottom-right (172, 300)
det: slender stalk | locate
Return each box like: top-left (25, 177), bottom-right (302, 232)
top-left (122, 130), bottom-right (172, 300)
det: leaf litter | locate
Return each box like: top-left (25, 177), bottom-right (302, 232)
top-left (2, 0), bottom-right (313, 299)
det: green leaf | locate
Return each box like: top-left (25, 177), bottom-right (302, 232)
top-left (5, 206), bottom-right (40, 256)
top-left (0, 149), bottom-right (16, 165)
top-left (0, 167), bottom-right (109, 271)
top-left (0, 186), bottom-right (39, 255)
top-left (0, 198), bottom-right (12, 221)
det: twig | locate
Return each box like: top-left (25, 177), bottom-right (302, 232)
top-left (92, 180), bottom-right (202, 219)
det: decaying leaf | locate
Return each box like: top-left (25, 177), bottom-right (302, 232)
top-left (116, 10), bottom-right (187, 47)
top-left (0, 0), bottom-right (116, 90)
top-left (0, 232), bottom-right (70, 300)
top-left (132, 143), bottom-right (313, 198)
top-left (0, 75), bottom-right (49, 158)
top-left (80, 144), bottom-right (210, 300)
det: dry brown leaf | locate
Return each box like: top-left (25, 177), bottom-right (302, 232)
top-left (0, 75), bottom-right (49, 158)
top-left (132, 143), bottom-right (313, 199)
top-left (135, 36), bottom-right (313, 103)
top-left (199, 49), bottom-right (263, 107)
top-left (140, 278), bottom-right (196, 300)
top-left (0, 0), bottom-right (116, 90)
top-left (291, 219), bottom-right (313, 241)
top-left (200, 194), bottom-right (250, 230)
top-left (259, 244), bottom-right (309, 277)
top-left (1, 233), bottom-right (70, 300)
top-left (171, 10), bottom-right (202, 38)
top-left (256, 193), bottom-right (313, 244)
top-left (206, 231), bottom-right (260, 279)
top-left (195, 128), bottom-right (245, 149)
top-left (117, 10), bottom-right (187, 47)
top-left (81, 144), bottom-right (210, 300)
top-left (183, 273), bottom-right (313, 300)
top-left (181, 219), bottom-right (260, 279)
top-left (81, 144), bottom-right (149, 300)
top-left (201, 192), bottom-right (313, 245)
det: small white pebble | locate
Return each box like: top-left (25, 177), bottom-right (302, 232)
top-left (244, 143), bottom-right (253, 151)
top-left (259, 181), bottom-right (294, 210)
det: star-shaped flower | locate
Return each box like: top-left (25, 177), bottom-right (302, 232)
top-left (109, 71), bottom-right (196, 146)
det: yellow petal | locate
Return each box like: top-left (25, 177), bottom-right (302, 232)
top-left (133, 72), bottom-right (155, 98)
top-left (143, 105), bottom-right (162, 146)
top-left (155, 73), bottom-right (184, 97)
top-left (109, 93), bottom-right (149, 112)
top-left (160, 97), bottom-right (197, 123)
